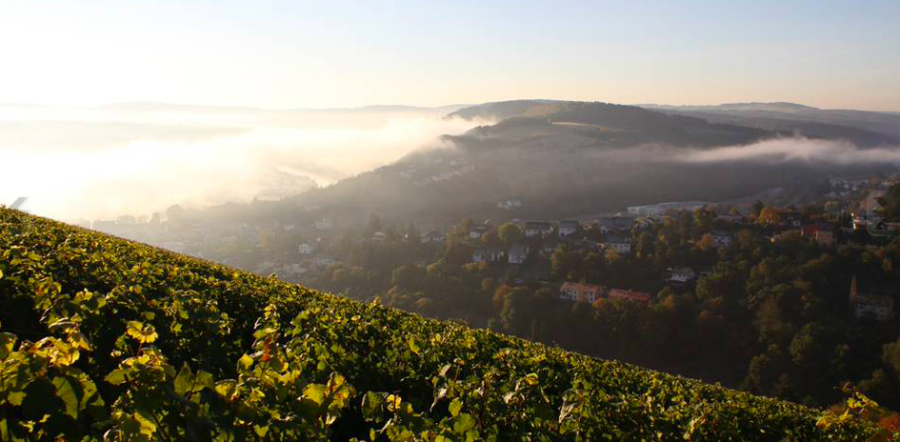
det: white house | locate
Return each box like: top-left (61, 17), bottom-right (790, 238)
top-left (315, 219), bottom-right (333, 230)
top-left (668, 267), bottom-right (696, 285)
top-left (541, 241), bottom-right (562, 258)
top-left (558, 220), bottom-right (579, 237)
top-left (421, 230), bottom-right (445, 243)
top-left (560, 282), bottom-right (606, 303)
top-left (298, 242), bottom-right (317, 255)
top-left (711, 231), bottom-right (733, 248)
top-left (508, 244), bottom-right (529, 264)
top-left (312, 256), bottom-right (336, 267)
top-left (469, 224), bottom-right (490, 240)
top-left (473, 248), bottom-right (502, 263)
top-left (524, 221), bottom-right (553, 238)
top-left (498, 199), bottom-right (522, 210)
top-left (597, 216), bottom-right (635, 234)
top-left (603, 234), bottom-right (631, 255)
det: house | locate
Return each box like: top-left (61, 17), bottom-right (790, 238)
top-left (613, 216), bottom-right (636, 231)
top-left (603, 234), bottom-right (632, 255)
top-left (887, 222), bottom-right (900, 235)
top-left (782, 212), bottom-right (805, 228)
top-left (815, 223), bottom-right (836, 247)
top-left (850, 276), bottom-right (894, 321)
top-left (770, 230), bottom-right (801, 244)
top-left (608, 288), bottom-right (653, 304)
top-left (560, 282), bottom-right (607, 303)
top-left (668, 267), bottom-right (696, 286)
top-left (469, 224), bottom-right (490, 240)
top-left (315, 219), bottom-right (333, 230)
top-left (508, 244), bottom-right (529, 264)
top-left (627, 201), bottom-right (707, 216)
top-left (871, 220), bottom-right (900, 237)
top-left (312, 256), bottom-right (336, 268)
top-left (558, 220), bottom-right (579, 237)
top-left (524, 221), bottom-right (553, 238)
top-left (852, 213), bottom-right (872, 231)
top-left (571, 239), bottom-right (601, 253)
top-left (541, 241), bottom-right (562, 258)
top-left (473, 248), bottom-right (502, 263)
top-left (596, 217), bottom-right (617, 234)
top-left (298, 242), bottom-right (317, 255)
top-left (497, 199), bottom-right (522, 210)
top-left (711, 231), bottom-right (733, 248)
top-left (633, 217), bottom-right (658, 231)
top-left (421, 230), bottom-right (445, 243)
top-left (801, 222), bottom-right (835, 247)
top-left (716, 214), bottom-right (744, 223)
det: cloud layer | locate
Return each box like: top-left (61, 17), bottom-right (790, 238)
top-left (0, 105), bottom-right (479, 221)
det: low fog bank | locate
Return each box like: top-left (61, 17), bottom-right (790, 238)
top-left (579, 136), bottom-right (900, 167)
top-left (675, 137), bottom-right (900, 165)
top-left (0, 104), bottom-right (481, 221)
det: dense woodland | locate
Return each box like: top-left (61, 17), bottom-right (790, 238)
top-left (303, 184), bottom-right (900, 410)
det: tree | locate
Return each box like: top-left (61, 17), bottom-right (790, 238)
top-left (500, 287), bottom-right (531, 334)
top-left (479, 227), bottom-right (500, 248)
top-left (789, 323), bottom-right (828, 368)
top-left (604, 248), bottom-right (620, 265)
top-left (551, 247), bottom-right (573, 279)
top-left (698, 233), bottom-right (716, 252)
top-left (883, 333), bottom-right (900, 380)
top-left (759, 206), bottom-right (783, 225)
top-left (367, 213), bottom-right (382, 235)
top-left (498, 223), bottom-right (523, 249)
top-left (752, 200), bottom-right (765, 217)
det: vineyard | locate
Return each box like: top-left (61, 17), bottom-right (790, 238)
top-left (0, 206), bottom-right (881, 440)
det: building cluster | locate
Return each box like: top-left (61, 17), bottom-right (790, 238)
top-left (559, 282), bottom-right (654, 305)
top-left (467, 215), bottom-right (654, 266)
top-left (627, 201), bottom-right (709, 217)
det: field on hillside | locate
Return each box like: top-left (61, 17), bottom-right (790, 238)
top-left (0, 207), bottom-right (877, 440)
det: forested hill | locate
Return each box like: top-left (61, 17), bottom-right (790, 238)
top-left (447, 100), bottom-right (779, 148)
top-left (286, 100), bottom-right (896, 226)
top-left (0, 206), bottom-right (879, 440)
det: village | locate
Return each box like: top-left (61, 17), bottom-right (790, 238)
top-left (85, 175), bottom-right (900, 323)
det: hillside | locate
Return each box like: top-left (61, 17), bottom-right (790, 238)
top-left (448, 100), bottom-right (779, 147)
top-left (645, 102), bottom-right (900, 147)
top-left (0, 207), bottom-right (875, 440)
top-left (283, 101), bottom-right (897, 227)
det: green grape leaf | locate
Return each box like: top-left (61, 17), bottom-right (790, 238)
top-left (0, 332), bottom-right (16, 359)
top-left (52, 376), bottom-right (80, 419)
top-left (125, 321), bottom-right (158, 344)
top-left (8, 391), bottom-right (26, 406)
top-left (453, 413), bottom-right (476, 434)
top-left (174, 364), bottom-right (193, 395)
top-left (238, 354), bottom-right (254, 371)
top-left (105, 369), bottom-right (128, 386)
top-left (449, 397), bottom-right (463, 417)
top-left (302, 383), bottom-right (327, 406)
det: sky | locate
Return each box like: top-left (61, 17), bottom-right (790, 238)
top-left (1, 0), bottom-right (899, 111)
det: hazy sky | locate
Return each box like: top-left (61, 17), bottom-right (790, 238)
top-left (1, 0), bottom-right (899, 111)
